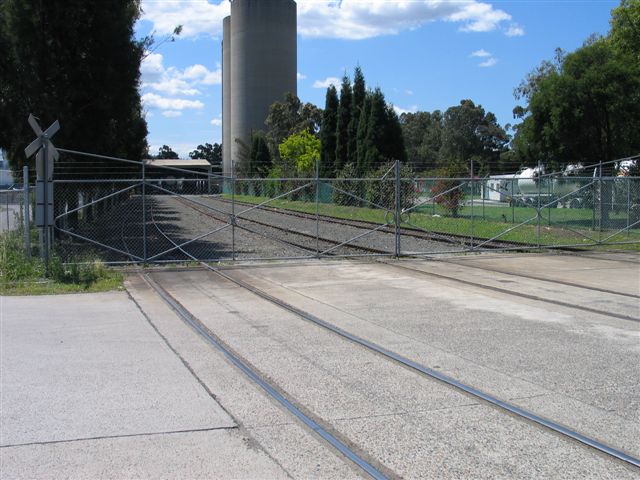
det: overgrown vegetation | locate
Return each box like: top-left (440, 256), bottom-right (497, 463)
top-left (0, 230), bottom-right (123, 295)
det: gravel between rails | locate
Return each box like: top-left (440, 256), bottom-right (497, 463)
top-left (186, 195), bottom-right (459, 257)
top-left (57, 194), bottom-right (463, 262)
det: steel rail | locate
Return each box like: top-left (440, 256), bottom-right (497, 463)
top-left (205, 267), bottom-right (640, 470)
top-left (435, 259), bottom-right (640, 300)
top-left (212, 197), bottom-right (526, 250)
top-left (144, 200), bottom-right (639, 470)
top-left (143, 212), bottom-right (390, 480)
top-left (385, 262), bottom-right (640, 323)
top-left (171, 196), bottom-right (392, 257)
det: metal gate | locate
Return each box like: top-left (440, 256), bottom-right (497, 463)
top-left (42, 147), bottom-right (640, 264)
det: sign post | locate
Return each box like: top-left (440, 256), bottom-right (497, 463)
top-left (24, 114), bottom-right (60, 275)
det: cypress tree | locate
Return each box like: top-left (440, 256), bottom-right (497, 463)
top-left (319, 85), bottom-right (338, 177)
top-left (382, 105), bottom-right (407, 162)
top-left (250, 133), bottom-right (272, 177)
top-left (362, 88), bottom-right (386, 173)
top-left (335, 74), bottom-right (352, 174)
top-left (355, 93), bottom-right (372, 175)
top-left (348, 66), bottom-right (366, 165)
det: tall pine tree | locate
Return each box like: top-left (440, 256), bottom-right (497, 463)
top-left (355, 93), bottom-right (372, 175)
top-left (382, 105), bottom-right (407, 163)
top-left (348, 66), bottom-right (366, 166)
top-left (319, 85), bottom-right (338, 178)
top-left (362, 89), bottom-right (387, 172)
top-left (335, 75), bottom-right (352, 174)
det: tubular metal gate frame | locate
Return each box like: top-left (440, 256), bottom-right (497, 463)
top-left (49, 148), bottom-right (640, 264)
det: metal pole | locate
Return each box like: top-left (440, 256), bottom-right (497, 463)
top-left (232, 161), bottom-right (236, 262)
top-left (482, 179), bottom-right (485, 220)
top-left (598, 163), bottom-right (603, 241)
top-left (547, 175), bottom-right (551, 226)
top-left (142, 161), bottom-right (147, 263)
top-left (23, 166), bottom-right (31, 258)
top-left (537, 167), bottom-right (541, 249)
top-left (470, 159), bottom-right (474, 250)
top-left (627, 176), bottom-right (631, 237)
top-left (394, 160), bottom-right (401, 257)
top-left (5, 186), bottom-right (9, 231)
top-left (43, 138), bottom-right (50, 276)
top-left (315, 158), bottom-right (320, 258)
top-left (511, 179), bottom-right (515, 224)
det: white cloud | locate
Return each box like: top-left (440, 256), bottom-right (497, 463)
top-left (505, 23), bottom-right (525, 37)
top-left (142, 1), bottom-right (520, 40)
top-left (142, 93), bottom-right (204, 111)
top-left (297, 72), bottom-right (307, 81)
top-left (140, 0), bottom-right (229, 38)
top-left (448, 2), bottom-right (510, 32)
top-left (405, 89), bottom-right (414, 96)
top-left (141, 53), bottom-right (221, 96)
top-left (393, 104), bottom-right (418, 116)
top-left (183, 64), bottom-right (222, 85)
top-left (151, 76), bottom-right (201, 96)
top-left (211, 115), bottom-right (222, 127)
top-left (471, 49), bottom-right (491, 57)
top-left (479, 57), bottom-right (498, 68)
top-left (313, 77), bottom-right (341, 89)
top-left (140, 53), bottom-right (165, 82)
top-left (162, 110), bottom-right (183, 118)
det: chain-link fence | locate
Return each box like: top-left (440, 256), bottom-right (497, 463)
top-left (42, 153), bottom-right (640, 264)
top-left (1, 169), bottom-right (34, 259)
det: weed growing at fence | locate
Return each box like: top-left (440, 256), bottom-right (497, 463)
top-left (0, 230), bottom-right (123, 295)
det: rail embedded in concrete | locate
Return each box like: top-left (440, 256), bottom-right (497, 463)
top-left (142, 273), bottom-right (390, 480)
top-left (204, 266), bottom-right (640, 470)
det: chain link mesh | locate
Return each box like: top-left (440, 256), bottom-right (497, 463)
top-left (46, 159), bottom-right (640, 263)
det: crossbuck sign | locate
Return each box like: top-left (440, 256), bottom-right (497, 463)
top-left (24, 114), bottom-right (60, 228)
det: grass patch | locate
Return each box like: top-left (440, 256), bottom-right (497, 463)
top-left (1, 230), bottom-right (124, 295)
top-left (227, 194), bottom-right (640, 250)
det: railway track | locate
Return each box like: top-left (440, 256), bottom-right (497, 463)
top-left (141, 211), bottom-right (640, 471)
top-left (383, 261), bottom-right (640, 323)
top-left (434, 257), bottom-right (640, 300)
top-left (215, 196), bottom-right (531, 251)
top-left (171, 195), bottom-right (392, 257)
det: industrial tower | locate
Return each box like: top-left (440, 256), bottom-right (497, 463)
top-left (222, 0), bottom-right (297, 176)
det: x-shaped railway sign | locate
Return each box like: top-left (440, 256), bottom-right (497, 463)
top-left (24, 114), bottom-right (60, 179)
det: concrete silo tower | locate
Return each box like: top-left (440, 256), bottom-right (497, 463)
top-left (222, 0), bottom-right (297, 176)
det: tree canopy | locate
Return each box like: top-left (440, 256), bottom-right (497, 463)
top-left (189, 142), bottom-right (222, 166)
top-left (265, 92), bottom-right (323, 157)
top-left (511, 0), bottom-right (640, 170)
top-left (0, 0), bottom-right (148, 174)
top-left (278, 130), bottom-right (320, 177)
top-left (155, 145), bottom-right (179, 159)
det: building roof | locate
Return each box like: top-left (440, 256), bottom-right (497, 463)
top-left (144, 159), bottom-right (212, 168)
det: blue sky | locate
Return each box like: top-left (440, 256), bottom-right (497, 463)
top-left (136, 0), bottom-right (617, 158)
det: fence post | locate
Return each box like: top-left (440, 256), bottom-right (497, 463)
top-left (394, 159), bottom-right (401, 257)
top-left (42, 139), bottom-right (50, 275)
top-left (142, 161), bottom-right (147, 264)
top-left (536, 170), bottom-right (541, 249)
top-left (598, 163), bottom-right (603, 241)
top-left (470, 160), bottom-right (474, 250)
top-left (23, 166), bottom-right (31, 258)
top-left (315, 158), bottom-right (320, 258)
top-left (511, 178), bottom-right (515, 224)
top-left (232, 162), bottom-right (236, 262)
top-left (627, 176), bottom-right (631, 237)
